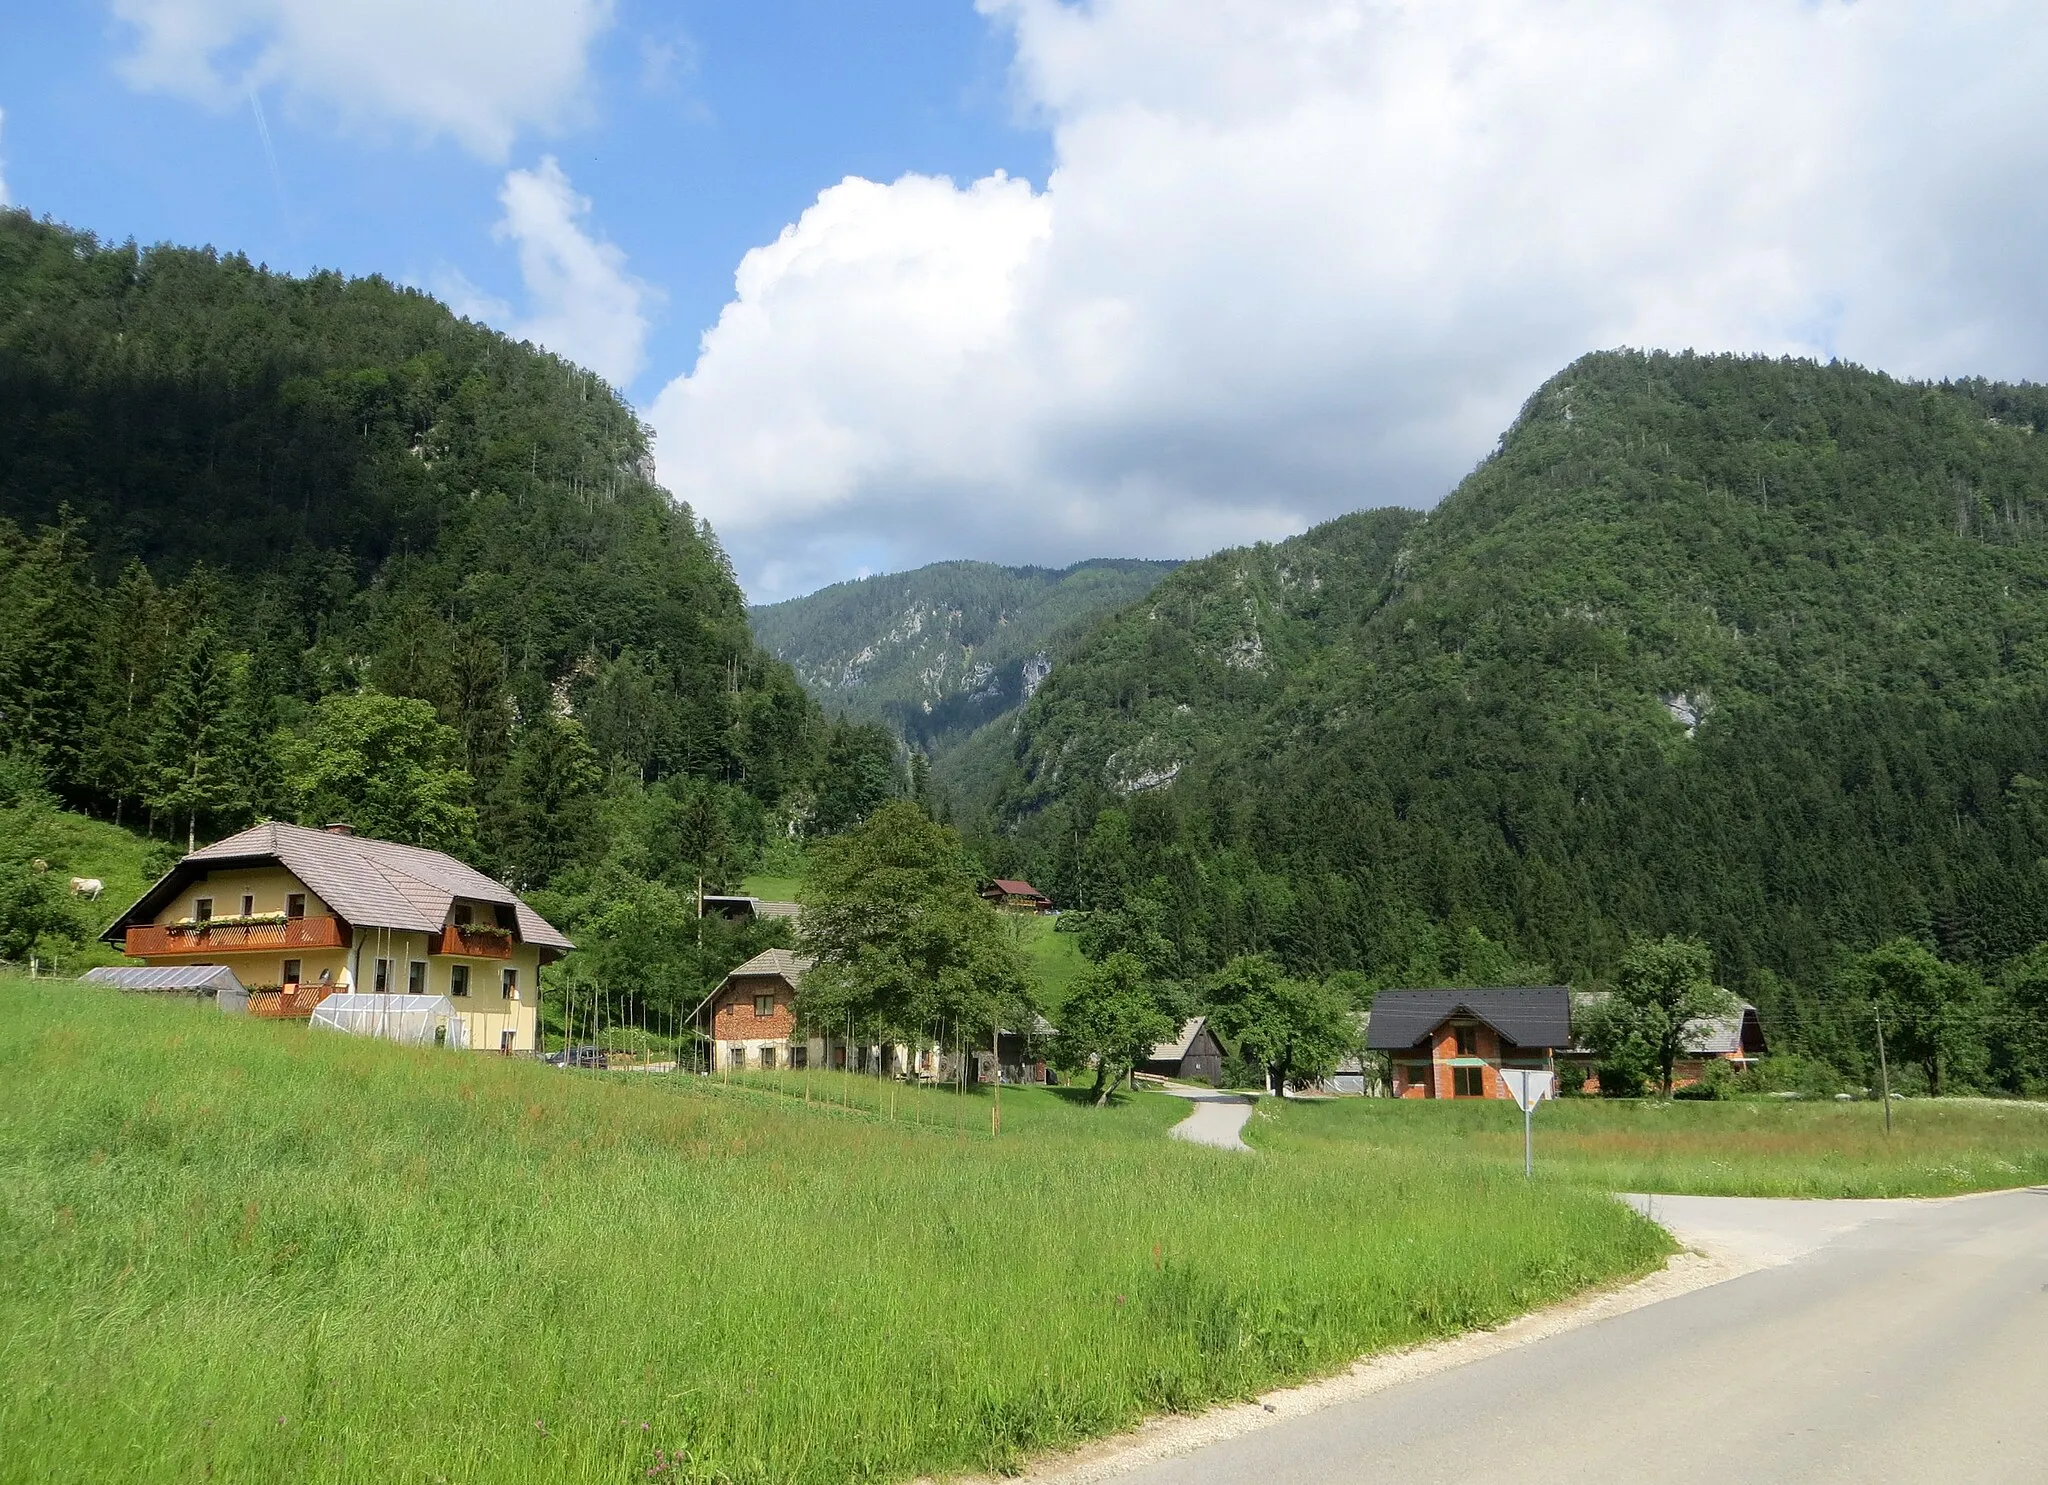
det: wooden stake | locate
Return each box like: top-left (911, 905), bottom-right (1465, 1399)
top-left (1876, 1010), bottom-right (1893, 1136)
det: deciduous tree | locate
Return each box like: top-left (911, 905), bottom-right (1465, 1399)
top-left (1205, 953), bottom-right (1359, 1095)
top-left (797, 801), bottom-right (1032, 1050)
top-left (1839, 939), bottom-right (1988, 1097)
top-left (1053, 952), bottom-right (1175, 1105)
top-left (278, 690), bottom-right (476, 851)
top-left (1582, 937), bottom-right (1737, 1098)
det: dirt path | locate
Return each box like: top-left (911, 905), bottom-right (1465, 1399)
top-left (1164, 1089), bottom-right (1255, 1151)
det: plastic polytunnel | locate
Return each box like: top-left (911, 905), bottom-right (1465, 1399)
top-left (310, 993), bottom-right (470, 1048)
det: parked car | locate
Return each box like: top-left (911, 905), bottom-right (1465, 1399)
top-left (546, 1045), bottom-right (609, 1069)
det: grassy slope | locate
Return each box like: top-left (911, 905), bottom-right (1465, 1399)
top-left (0, 981), bottom-right (1662, 1485)
top-left (1018, 915), bottom-right (1089, 1015)
top-left (2, 805), bottom-right (162, 969)
top-left (738, 874), bottom-right (803, 902)
top-left (1263, 1095), bottom-right (2048, 1198)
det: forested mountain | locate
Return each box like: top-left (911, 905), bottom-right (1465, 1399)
top-left (0, 209), bottom-right (898, 996)
top-left (750, 558), bottom-right (1176, 755)
top-left (970, 350), bottom-right (2048, 1073)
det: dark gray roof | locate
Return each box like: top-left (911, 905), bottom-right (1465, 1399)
top-left (103, 821), bottom-right (571, 952)
top-left (1365, 987), bottom-right (1573, 1050)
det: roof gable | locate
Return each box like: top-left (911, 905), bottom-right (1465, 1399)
top-left (1365, 987), bottom-right (1573, 1050)
top-left (722, 948), bottom-right (816, 985)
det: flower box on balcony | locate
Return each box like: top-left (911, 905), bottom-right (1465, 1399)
top-left (125, 916), bottom-right (350, 957)
top-left (438, 924), bottom-right (514, 959)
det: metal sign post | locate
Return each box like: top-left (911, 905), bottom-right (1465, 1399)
top-left (1498, 1068), bottom-right (1555, 1177)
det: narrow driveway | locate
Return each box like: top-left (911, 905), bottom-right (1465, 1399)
top-left (1165, 1089), bottom-right (1255, 1151)
top-left (1111, 1187), bottom-right (2048, 1483)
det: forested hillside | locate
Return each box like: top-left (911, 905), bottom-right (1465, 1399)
top-left (750, 558), bottom-right (1176, 756)
top-left (0, 209), bottom-right (896, 997)
top-left (973, 350), bottom-right (2048, 1076)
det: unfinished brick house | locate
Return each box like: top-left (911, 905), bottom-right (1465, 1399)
top-left (1369, 988), bottom-right (1573, 1099)
top-left (1368, 986), bottom-right (1769, 1097)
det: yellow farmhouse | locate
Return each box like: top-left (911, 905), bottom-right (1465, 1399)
top-left (101, 820), bottom-right (572, 1052)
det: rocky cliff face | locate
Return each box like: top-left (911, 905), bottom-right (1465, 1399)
top-left (749, 558), bottom-right (1176, 755)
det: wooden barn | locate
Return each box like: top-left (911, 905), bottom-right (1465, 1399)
top-left (1141, 1016), bottom-right (1226, 1086)
top-left (979, 879), bottom-right (1053, 912)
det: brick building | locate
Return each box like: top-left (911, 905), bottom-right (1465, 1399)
top-left (1368, 986), bottom-right (1769, 1098)
top-left (697, 948), bottom-right (814, 1070)
top-left (695, 948), bottom-right (970, 1079)
top-left (1369, 988), bottom-right (1572, 1099)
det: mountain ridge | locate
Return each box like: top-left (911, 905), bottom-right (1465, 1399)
top-left (964, 349), bottom-right (2048, 1065)
top-left (749, 556), bottom-right (1178, 756)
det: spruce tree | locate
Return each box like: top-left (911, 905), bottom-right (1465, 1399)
top-left (492, 716), bottom-right (603, 889)
top-left (144, 627), bottom-right (248, 851)
top-left (0, 514), bottom-right (97, 798)
top-left (87, 560), bottom-right (172, 826)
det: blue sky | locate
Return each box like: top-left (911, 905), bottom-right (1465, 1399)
top-left (5, 3), bottom-right (2048, 602)
top-left (0, 2), bottom-right (1046, 411)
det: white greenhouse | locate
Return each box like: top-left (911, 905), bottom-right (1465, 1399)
top-left (310, 993), bottom-right (470, 1048)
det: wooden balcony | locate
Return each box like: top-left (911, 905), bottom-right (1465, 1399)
top-left (124, 917), bottom-right (350, 958)
top-left (438, 925), bottom-right (514, 959)
top-left (249, 982), bottom-right (339, 1020)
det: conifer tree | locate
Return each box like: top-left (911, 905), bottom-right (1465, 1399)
top-left (491, 716), bottom-right (603, 889)
top-left (0, 514), bottom-right (97, 796)
top-left (87, 560), bottom-right (172, 826)
top-left (144, 627), bottom-right (249, 851)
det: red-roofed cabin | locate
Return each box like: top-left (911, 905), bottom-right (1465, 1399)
top-left (980, 879), bottom-right (1053, 913)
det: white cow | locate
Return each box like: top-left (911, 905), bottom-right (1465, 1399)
top-left (69, 877), bottom-right (104, 901)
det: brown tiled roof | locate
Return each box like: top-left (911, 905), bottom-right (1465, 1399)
top-left (104, 820), bottom-right (572, 951)
top-left (989, 879), bottom-right (1047, 898)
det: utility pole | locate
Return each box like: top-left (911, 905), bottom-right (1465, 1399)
top-left (1875, 1010), bottom-right (1893, 1136)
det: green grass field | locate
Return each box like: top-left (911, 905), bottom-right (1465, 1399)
top-left (1016, 915), bottom-right (1089, 1014)
top-left (1, 980), bottom-right (1664, 1485)
top-left (1262, 1093), bottom-right (2048, 1198)
top-left (737, 873), bottom-right (803, 902)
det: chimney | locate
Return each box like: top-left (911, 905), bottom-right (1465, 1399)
top-left (324, 822), bottom-right (355, 836)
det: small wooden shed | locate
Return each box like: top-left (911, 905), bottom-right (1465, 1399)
top-left (1141, 1016), bottom-right (1226, 1086)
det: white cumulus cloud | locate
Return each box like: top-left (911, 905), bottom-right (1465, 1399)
top-left (650, 0), bottom-right (2048, 602)
top-left (478, 157), bottom-right (657, 388)
top-left (111, 0), bottom-right (615, 159)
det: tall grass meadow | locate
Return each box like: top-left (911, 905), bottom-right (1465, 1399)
top-left (0, 981), bottom-right (1664, 1484)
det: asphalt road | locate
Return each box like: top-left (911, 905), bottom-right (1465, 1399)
top-left (1115, 1187), bottom-right (2048, 1484)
